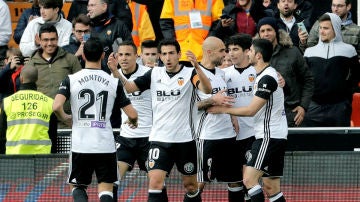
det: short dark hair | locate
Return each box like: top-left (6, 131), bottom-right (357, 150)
top-left (141, 40), bottom-right (158, 52)
top-left (39, 0), bottom-right (62, 10)
top-left (318, 13), bottom-right (331, 23)
top-left (83, 37), bottom-right (104, 62)
top-left (252, 39), bottom-right (273, 62)
top-left (158, 38), bottom-right (181, 53)
top-left (225, 34), bottom-right (252, 51)
top-left (72, 14), bottom-right (91, 28)
top-left (38, 24), bottom-right (58, 38)
top-left (118, 41), bottom-right (137, 54)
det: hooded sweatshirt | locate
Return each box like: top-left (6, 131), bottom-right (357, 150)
top-left (304, 13), bottom-right (359, 104)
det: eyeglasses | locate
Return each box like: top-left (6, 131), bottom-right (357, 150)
top-left (41, 38), bottom-right (58, 42)
top-left (331, 4), bottom-right (346, 8)
top-left (75, 29), bottom-right (90, 34)
top-left (87, 3), bottom-right (104, 8)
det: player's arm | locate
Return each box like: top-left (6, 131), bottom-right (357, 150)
top-left (208, 96), bottom-right (266, 116)
top-left (52, 77), bottom-right (72, 127)
top-left (122, 104), bottom-right (138, 129)
top-left (197, 89), bottom-right (234, 110)
top-left (186, 50), bottom-right (212, 94)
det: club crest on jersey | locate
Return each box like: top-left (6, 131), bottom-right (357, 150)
top-left (177, 77), bottom-right (184, 86)
top-left (184, 162), bottom-right (194, 174)
top-left (148, 159), bottom-right (155, 169)
top-left (248, 74), bottom-right (255, 82)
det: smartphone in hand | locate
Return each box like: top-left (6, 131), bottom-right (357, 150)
top-left (220, 14), bottom-right (232, 20)
top-left (297, 22), bottom-right (308, 34)
top-left (83, 33), bottom-right (90, 42)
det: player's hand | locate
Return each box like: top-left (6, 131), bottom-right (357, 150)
top-left (207, 105), bottom-right (226, 114)
top-left (212, 89), bottom-right (234, 107)
top-left (63, 114), bottom-right (72, 127)
top-left (277, 72), bottom-right (285, 88)
top-left (293, 106), bottom-right (305, 126)
top-left (125, 118), bottom-right (138, 129)
top-left (107, 52), bottom-right (118, 72)
top-left (185, 50), bottom-right (199, 69)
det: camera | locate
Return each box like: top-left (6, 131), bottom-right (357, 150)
top-left (16, 56), bottom-right (25, 65)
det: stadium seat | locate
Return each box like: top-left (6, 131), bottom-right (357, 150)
top-left (351, 93), bottom-right (360, 126)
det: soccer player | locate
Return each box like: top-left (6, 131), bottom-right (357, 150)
top-left (108, 38), bottom-right (211, 202)
top-left (107, 41), bottom-right (152, 200)
top-left (223, 33), bottom-right (257, 201)
top-left (208, 39), bottom-right (288, 202)
top-left (194, 36), bottom-right (244, 201)
top-left (52, 38), bottom-right (138, 202)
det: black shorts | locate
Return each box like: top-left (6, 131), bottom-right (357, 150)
top-left (146, 141), bottom-right (198, 175)
top-left (247, 138), bottom-right (287, 177)
top-left (235, 136), bottom-right (256, 165)
top-left (68, 152), bottom-right (118, 186)
top-left (116, 136), bottom-right (150, 171)
top-left (198, 137), bottom-right (243, 183)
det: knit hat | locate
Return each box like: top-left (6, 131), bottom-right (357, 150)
top-left (257, 17), bottom-right (278, 32)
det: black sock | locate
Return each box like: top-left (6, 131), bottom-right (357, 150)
top-left (228, 185), bottom-right (245, 202)
top-left (148, 189), bottom-right (168, 202)
top-left (72, 187), bottom-right (88, 202)
top-left (269, 192), bottom-right (286, 202)
top-left (183, 189), bottom-right (201, 202)
top-left (248, 185), bottom-right (264, 202)
top-left (99, 194), bottom-right (113, 202)
top-left (161, 186), bottom-right (168, 201)
top-left (113, 183), bottom-right (118, 202)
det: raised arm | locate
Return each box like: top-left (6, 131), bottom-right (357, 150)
top-left (186, 50), bottom-right (212, 94)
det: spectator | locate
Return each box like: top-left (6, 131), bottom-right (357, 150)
top-left (25, 24), bottom-right (82, 128)
top-left (0, 65), bottom-right (57, 154)
top-left (13, 0), bottom-right (40, 45)
top-left (208, 39), bottom-right (288, 202)
top-left (210, 0), bottom-right (268, 40)
top-left (303, 13), bottom-right (360, 127)
top-left (307, 0), bottom-right (360, 58)
top-left (53, 37), bottom-right (138, 202)
top-left (219, 52), bottom-right (232, 69)
top-left (0, 48), bottom-right (26, 102)
top-left (63, 14), bottom-right (92, 68)
top-left (108, 38), bottom-right (212, 202)
top-left (87, 0), bottom-right (133, 74)
top-left (275, 0), bottom-right (309, 50)
top-left (160, 0), bottom-right (224, 66)
top-left (0, 0), bottom-right (11, 67)
top-left (257, 17), bottom-right (314, 127)
top-left (67, 0), bottom-right (133, 32)
top-left (20, 0), bottom-right (72, 57)
top-left (194, 36), bottom-right (244, 202)
top-left (137, 39), bottom-right (160, 68)
top-left (107, 41), bottom-right (152, 201)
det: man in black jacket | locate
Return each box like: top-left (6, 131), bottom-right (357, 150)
top-left (87, 0), bottom-right (132, 74)
top-left (258, 17), bottom-right (314, 127)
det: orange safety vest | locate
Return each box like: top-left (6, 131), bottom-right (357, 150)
top-left (129, 1), bottom-right (155, 51)
top-left (160, 0), bottom-right (223, 62)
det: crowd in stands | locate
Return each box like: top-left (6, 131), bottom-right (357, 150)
top-left (0, 0), bottom-right (359, 201)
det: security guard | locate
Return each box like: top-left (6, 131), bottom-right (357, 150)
top-left (0, 65), bottom-right (57, 154)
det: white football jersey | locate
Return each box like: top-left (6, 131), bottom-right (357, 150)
top-left (148, 66), bottom-right (197, 142)
top-left (223, 65), bottom-right (256, 140)
top-left (120, 65), bottom-right (152, 138)
top-left (253, 66), bottom-right (288, 139)
top-left (196, 66), bottom-right (236, 140)
top-left (59, 69), bottom-right (131, 153)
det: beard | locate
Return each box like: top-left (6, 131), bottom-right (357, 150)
top-left (281, 10), bottom-right (294, 18)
